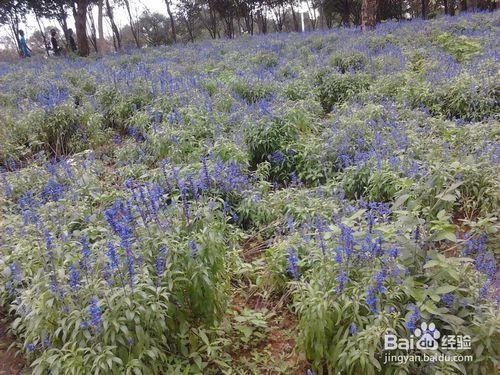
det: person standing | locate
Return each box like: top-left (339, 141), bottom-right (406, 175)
top-left (67, 28), bottom-right (78, 54)
top-left (18, 30), bottom-right (32, 58)
top-left (50, 29), bottom-right (62, 56)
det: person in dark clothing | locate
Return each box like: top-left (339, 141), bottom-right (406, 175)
top-left (68, 28), bottom-right (77, 53)
top-left (50, 29), bottom-right (62, 56)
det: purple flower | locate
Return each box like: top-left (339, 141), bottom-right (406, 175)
top-left (405, 304), bottom-right (421, 331)
top-left (189, 240), bottom-right (198, 257)
top-left (350, 322), bottom-right (358, 336)
top-left (286, 248), bottom-right (299, 280)
top-left (388, 248), bottom-right (399, 258)
top-left (270, 151), bottom-right (285, 164)
top-left (156, 246), bottom-right (168, 275)
top-left (67, 264), bottom-right (81, 291)
top-left (9, 262), bottom-right (22, 284)
top-left (441, 293), bottom-right (455, 307)
top-left (41, 179), bottom-right (66, 202)
top-left (179, 181), bottom-right (190, 222)
top-left (479, 282), bottom-right (490, 299)
top-left (366, 286), bottom-right (378, 314)
top-left (87, 298), bottom-right (103, 333)
top-left (336, 271), bottom-right (349, 293)
top-left (106, 242), bottom-right (120, 270)
top-left (200, 157), bottom-right (211, 190)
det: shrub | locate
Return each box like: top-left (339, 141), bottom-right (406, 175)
top-left (231, 79), bottom-right (274, 103)
top-left (330, 51), bottom-right (369, 73)
top-left (316, 72), bottom-right (372, 112)
top-left (435, 33), bottom-right (482, 62)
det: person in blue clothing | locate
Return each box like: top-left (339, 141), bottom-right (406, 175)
top-left (18, 30), bottom-right (32, 58)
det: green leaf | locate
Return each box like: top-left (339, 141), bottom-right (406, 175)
top-left (434, 285), bottom-right (457, 295)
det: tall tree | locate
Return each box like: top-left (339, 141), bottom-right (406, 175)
top-left (289, 0), bottom-right (300, 31)
top-left (198, 0), bottom-right (218, 38)
top-left (27, 0), bottom-right (67, 40)
top-left (34, 11), bottom-right (50, 56)
top-left (0, 0), bottom-right (28, 54)
top-left (361, 0), bottom-right (378, 29)
top-left (87, 3), bottom-right (98, 52)
top-left (137, 11), bottom-right (169, 45)
top-left (421, 0), bottom-right (429, 18)
top-left (120, 0), bottom-right (140, 47)
top-left (71, 0), bottom-right (90, 55)
top-left (213, 0), bottom-right (236, 37)
top-left (255, 2), bottom-right (268, 34)
top-left (97, 0), bottom-right (105, 52)
top-left (164, 0), bottom-right (177, 42)
top-left (178, 0), bottom-right (201, 41)
top-left (105, 0), bottom-right (121, 51)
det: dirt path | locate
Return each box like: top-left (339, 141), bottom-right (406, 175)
top-left (0, 316), bottom-right (25, 375)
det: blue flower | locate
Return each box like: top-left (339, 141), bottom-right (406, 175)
top-left (366, 286), bottom-right (379, 314)
top-left (270, 151), bottom-right (285, 164)
top-left (189, 240), bottom-right (198, 257)
top-left (286, 248), bottom-right (299, 280)
top-left (156, 246), bottom-right (168, 276)
top-left (388, 248), bottom-right (399, 258)
top-left (338, 224), bottom-right (355, 258)
top-left (88, 298), bottom-right (103, 333)
top-left (373, 268), bottom-right (387, 294)
top-left (335, 271), bottom-right (349, 293)
top-left (179, 181), bottom-right (190, 222)
top-left (474, 249), bottom-right (496, 280)
top-left (441, 293), bottom-right (455, 307)
top-left (350, 322), bottom-right (358, 336)
top-left (106, 242), bottom-right (120, 270)
top-left (479, 282), bottom-right (490, 299)
top-left (200, 157), bottom-right (211, 190)
top-left (405, 304), bottom-right (421, 331)
top-left (67, 264), bottom-right (81, 291)
top-left (9, 262), bottom-right (22, 284)
top-left (41, 179), bottom-right (66, 202)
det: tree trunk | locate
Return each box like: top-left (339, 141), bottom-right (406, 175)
top-left (421, 0), bottom-right (429, 18)
top-left (460, 0), bottom-right (467, 10)
top-left (257, 9), bottom-right (267, 34)
top-left (361, 0), bottom-right (379, 30)
top-left (184, 18), bottom-right (194, 42)
top-left (73, 0), bottom-right (90, 56)
top-left (9, 20), bottom-right (21, 55)
top-left (106, 0), bottom-right (121, 51)
top-left (306, 1), bottom-right (317, 30)
top-left (35, 12), bottom-right (50, 57)
top-left (341, 0), bottom-right (351, 26)
top-left (165, 0), bottom-right (177, 43)
top-left (97, 0), bottom-right (106, 52)
top-left (449, 0), bottom-right (456, 14)
top-left (56, 4), bottom-right (70, 44)
top-left (291, 3), bottom-right (300, 31)
top-left (87, 5), bottom-right (98, 53)
top-left (210, 3), bottom-right (218, 38)
top-left (244, 12), bottom-right (254, 34)
top-left (123, 0), bottom-right (140, 48)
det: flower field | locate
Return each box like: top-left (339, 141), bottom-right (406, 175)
top-left (0, 11), bottom-right (499, 375)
